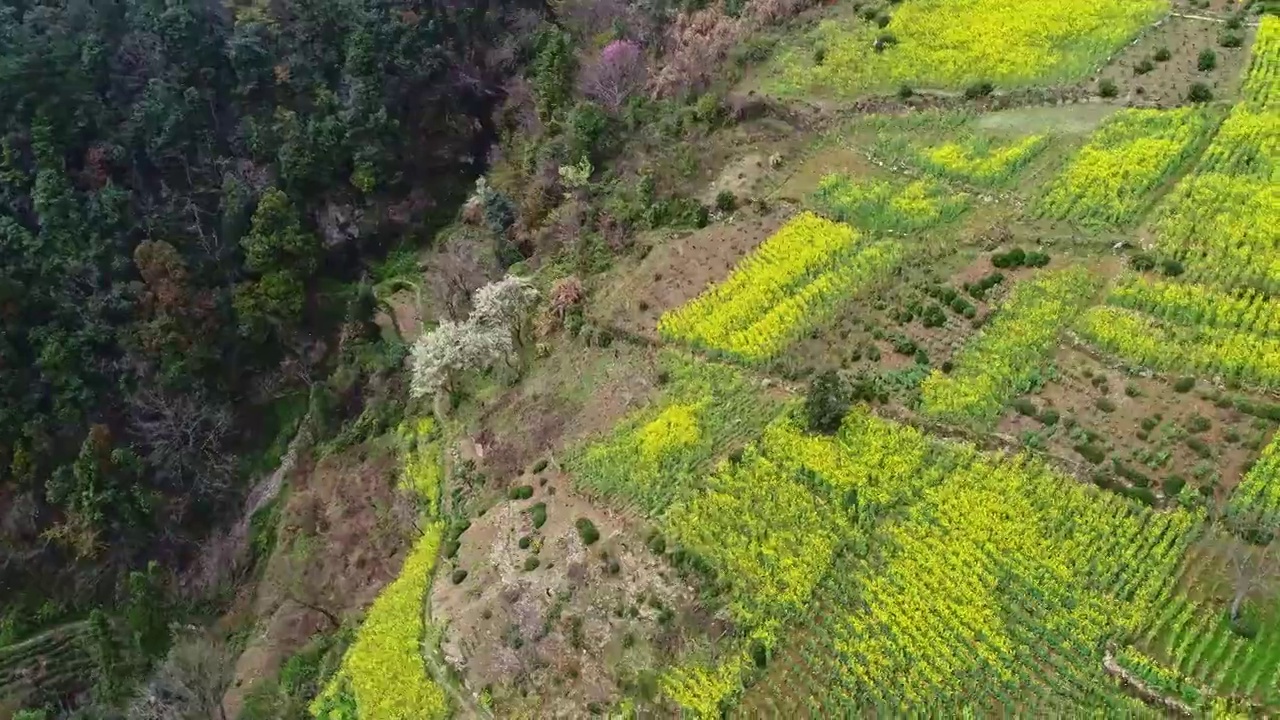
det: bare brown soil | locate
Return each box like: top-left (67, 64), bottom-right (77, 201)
top-left (997, 347), bottom-right (1275, 503)
top-left (469, 342), bottom-right (661, 483)
top-left (431, 476), bottom-right (706, 718)
top-left (592, 210), bottom-right (791, 340)
top-left (1090, 15), bottom-right (1254, 107)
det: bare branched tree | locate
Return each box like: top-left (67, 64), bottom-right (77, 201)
top-left (1222, 512), bottom-right (1280, 621)
top-left (126, 387), bottom-right (234, 501)
top-left (127, 631), bottom-right (236, 720)
top-left (425, 237), bottom-right (490, 322)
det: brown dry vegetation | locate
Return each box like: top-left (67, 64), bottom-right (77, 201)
top-left (219, 445), bottom-right (417, 717)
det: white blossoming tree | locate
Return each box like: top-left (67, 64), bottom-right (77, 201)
top-left (409, 275), bottom-right (539, 405)
top-left (471, 274), bottom-right (540, 353)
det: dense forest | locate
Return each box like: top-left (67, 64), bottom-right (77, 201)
top-left (0, 0), bottom-right (550, 629)
top-left (0, 0), bottom-right (830, 712)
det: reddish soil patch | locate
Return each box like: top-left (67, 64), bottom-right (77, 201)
top-left (997, 347), bottom-right (1275, 503)
top-left (593, 210), bottom-right (791, 339)
top-left (1090, 15), bottom-right (1254, 107)
top-left (431, 476), bottom-right (706, 717)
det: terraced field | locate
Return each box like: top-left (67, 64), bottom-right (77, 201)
top-left (286, 9), bottom-right (1280, 720)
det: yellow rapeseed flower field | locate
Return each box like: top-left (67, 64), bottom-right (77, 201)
top-left (1154, 18), bottom-right (1280, 289)
top-left (919, 134), bottom-right (1048, 187)
top-left (658, 212), bottom-right (902, 362)
top-left (921, 266), bottom-right (1100, 424)
top-left (765, 0), bottom-right (1166, 98)
top-left (1039, 107), bottom-right (1214, 227)
top-left (312, 421), bottom-right (448, 720)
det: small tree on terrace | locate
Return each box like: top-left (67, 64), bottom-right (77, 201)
top-left (580, 40), bottom-right (648, 112)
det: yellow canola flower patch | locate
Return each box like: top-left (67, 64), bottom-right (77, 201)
top-left (824, 446), bottom-right (1198, 706)
top-left (809, 174), bottom-right (970, 232)
top-left (658, 212), bottom-right (902, 362)
top-left (663, 446), bottom-right (849, 630)
top-left (659, 650), bottom-right (752, 719)
top-left (571, 353), bottom-right (780, 512)
top-left (399, 417), bottom-right (442, 515)
top-left (921, 266), bottom-right (1099, 425)
top-left (760, 409), bottom-right (932, 509)
top-left (637, 402), bottom-right (703, 462)
top-left (766, 0), bottom-right (1166, 98)
top-left (1229, 434), bottom-right (1280, 525)
top-left (1242, 16), bottom-right (1280, 111)
top-left (1039, 107), bottom-right (1213, 228)
top-left (1076, 305), bottom-right (1280, 389)
top-left (1108, 274), bottom-right (1280, 337)
top-left (312, 525), bottom-right (448, 720)
top-left (920, 134), bottom-right (1048, 187)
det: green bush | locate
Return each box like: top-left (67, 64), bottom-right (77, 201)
top-left (1229, 604), bottom-right (1261, 639)
top-left (1198, 49), bottom-right (1217, 71)
top-left (806, 370), bottom-right (853, 434)
top-left (714, 190), bottom-right (737, 212)
top-left (1153, 46), bottom-right (1172, 62)
top-left (1074, 443), bottom-right (1107, 464)
top-left (1188, 415), bottom-right (1211, 433)
top-left (575, 517), bottom-right (601, 545)
top-left (1163, 475), bottom-right (1186, 497)
top-left (1039, 409), bottom-right (1060, 426)
top-left (1098, 79), bottom-right (1119, 98)
top-left (450, 569), bottom-right (468, 584)
top-left (1188, 83), bottom-right (1213, 103)
top-left (1013, 398), bottom-right (1038, 416)
top-left (992, 248), bottom-right (1025, 268)
top-left (1173, 377), bottom-right (1196, 393)
top-left (518, 535), bottom-right (532, 550)
top-left (1160, 259), bottom-right (1185, 277)
top-left (897, 84), bottom-right (915, 100)
top-left (1185, 436), bottom-right (1213, 459)
top-left (1134, 58), bottom-right (1155, 75)
top-left (529, 502), bottom-right (548, 529)
top-left (1095, 397), bottom-right (1116, 413)
top-left (443, 540), bottom-right (461, 559)
top-left (1129, 252), bottom-right (1156, 271)
top-left (964, 81), bottom-right (995, 99)
top-left (524, 557), bottom-right (541, 571)
top-left (1126, 486), bottom-right (1157, 506)
top-left (1219, 33), bottom-right (1243, 48)
top-left (565, 101), bottom-right (610, 163)
top-left (1112, 459), bottom-right (1151, 487)
top-left (508, 485), bottom-right (534, 500)
top-left (532, 459), bottom-right (549, 474)
top-left (1024, 251), bottom-right (1050, 268)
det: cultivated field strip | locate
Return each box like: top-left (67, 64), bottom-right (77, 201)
top-left (650, 406), bottom-right (1201, 715)
top-left (1153, 16), bottom-right (1280, 292)
top-left (657, 212), bottom-right (904, 362)
top-left (920, 266), bottom-right (1101, 425)
top-left (1037, 107), bottom-right (1215, 228)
